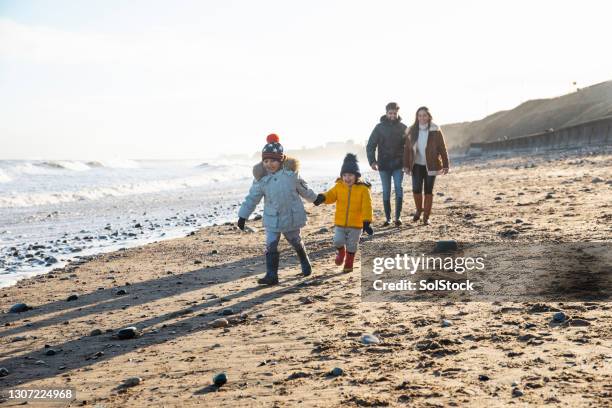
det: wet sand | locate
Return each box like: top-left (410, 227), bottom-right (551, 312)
top-left (1, 149), bottom-right (611, 407)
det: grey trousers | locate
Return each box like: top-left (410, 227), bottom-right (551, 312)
top-left (265, 229), bottom-right (302, 253)
top-left (333, 226), bottom-right (362, 253)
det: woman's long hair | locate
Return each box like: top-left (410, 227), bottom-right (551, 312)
top-left (409, 106), bottom-right (433, 145)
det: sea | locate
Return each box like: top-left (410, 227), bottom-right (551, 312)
top-left (0, 157), bottom-right (356, 287)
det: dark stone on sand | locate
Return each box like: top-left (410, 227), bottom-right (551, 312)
top-left (66, 294), bottom-right (79, 302)
top-left (221, 308), bottom-right (234, 316)
top-left (211, 249), bottom-right (218, 255)
top-left (434, 240), bottom-right (458, 252)
top-left (253, 214), bottom-right (262, 221)
top-left (552, 312), bottom-right (567, 323)
top-left (117, 326), bottom-right (139, 340)
top-left (500, 229), bottom-right (519, 238)
top-left (213, 373), bottom-right (227, 387)
top-left (287, 371), bottom-right (311, 380)
top-left (45, 256), bottom-right (58, 264)
top-left (329, 367), bottom-right (344, 377)
top-left (9, 303), bottom-right (31, 313)
top-left (512, 388), bottom-right (524, 397)
top-left (517, 334), bottom-right (538, 342)
top-left (567, 318), bottom-right (591, 327)
top-left (122, 377), bottom-right (142, 388)
top-left (194, 260), bottom-right (202, 264)
top-left (0, 367), bottom-right (8, 377)
top-left (478, 374), bottom-right (490, 381)
top-left (115, 289), bottom-right (128, 296)
top-left (90, 329), bottom-right (103, 336)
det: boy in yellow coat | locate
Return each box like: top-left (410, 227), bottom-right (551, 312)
top-left (313, 154), bottom-right (374, 272)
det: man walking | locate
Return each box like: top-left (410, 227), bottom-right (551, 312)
top-left (366, 102), bottom-right (407, 226)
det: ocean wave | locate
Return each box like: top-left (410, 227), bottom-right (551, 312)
top-left (0, 169), bottom-right (11, 183)
top-left (86, 159), bottom-right (140, 169)
top-left (38, 160), bottom-right (92, 171)
top-left (0, 172), bottom-right (250, 208)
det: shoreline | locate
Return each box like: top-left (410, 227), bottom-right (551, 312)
top-left (1, 148), bottom-right (610, 407)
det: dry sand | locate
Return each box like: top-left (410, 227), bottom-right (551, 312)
top-left (1, 149), bottom-right (611, 407)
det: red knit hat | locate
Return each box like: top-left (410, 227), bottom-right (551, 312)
top-left (262, 133), bottom-right (284, 161)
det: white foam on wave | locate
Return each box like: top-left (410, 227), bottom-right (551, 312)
top-left (0, 169), bottom-right (11, 183)
top-left (39, 160), bottom-right (91, 171)
top-left (0, 171), bottom-right (251, 208)
top-left (87, 158), bottom-right (141, 169)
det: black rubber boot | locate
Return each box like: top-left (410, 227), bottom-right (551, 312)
top-left (383, 200), bottom-right (391, 225)
top-left (258, 251), bottom-right (279, 285)
top-left (395, 197), bottom-right (403, 226)
top-left (292, 242), bottom-right (312, 276)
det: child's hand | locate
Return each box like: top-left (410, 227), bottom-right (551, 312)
top-left (313, 194), bottom-right (325, 206)
top-left (362, 221), bottom-right (374, 235)
top-left (237, 217), bottom-right (246, 231)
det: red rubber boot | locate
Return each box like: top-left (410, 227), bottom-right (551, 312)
top-left (335, 246), bottom-right (346, 266)
top-left (343, 252), bottom-right (355, 272)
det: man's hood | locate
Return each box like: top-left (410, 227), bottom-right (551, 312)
top-left (380, 115), bottom-right (403, 123)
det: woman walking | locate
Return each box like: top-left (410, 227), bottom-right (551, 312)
top-left (403, 106), bottom-right (450, 225)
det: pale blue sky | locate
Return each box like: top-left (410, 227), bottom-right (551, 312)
top-left (1, 0), bottom-right (611, 159)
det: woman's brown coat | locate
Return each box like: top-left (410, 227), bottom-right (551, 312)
top-left (403, 123), bottom-right (450, 175)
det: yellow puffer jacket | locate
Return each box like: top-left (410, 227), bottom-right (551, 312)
top-left (323, 179), bottom-right (373, 228)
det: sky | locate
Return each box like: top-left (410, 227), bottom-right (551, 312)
top-left (1, 0), bottom-right (611, 160)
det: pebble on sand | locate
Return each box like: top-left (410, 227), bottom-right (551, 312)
top-left (552, 312), bottom-right (567, 323)
top-left (66, 294), bottom-right (79, 302)
top-left (0, 367), bottom-right (8, 377)
top-left (213, 372), bottom-right (227, 387)
top-left (209, 318), bottom-right (229, 328)
top-left (441, 319), bottom-right (452, 327)
top-left (9, 303), bottom-right (31, 313)
top-left (329, 367), bottom-right (344, 377)
top-left (115, 289), bottom-right (128, 296)
top-left (360, 334), bottom-right (380, 345)
top-left (117, 326), bottom-right (139, 340)
top-left (568, 318), bottom-right (591, 327)
top-left (121, 377), bottom-right (142, 388)
top-left (512, 388), bottom-right (524, 398)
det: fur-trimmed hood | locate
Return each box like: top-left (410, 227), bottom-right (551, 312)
top-left (423, 122), bottom-right (439, 131)
top-left (410, 122), bottom-right (440, 133)
top-left (252, 156), bottom-right (300, 181)
top-left (379, 115), bottom-right (403, 123)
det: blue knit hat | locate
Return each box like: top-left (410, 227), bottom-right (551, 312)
top-left (340, 153), bottom-right (361, 178)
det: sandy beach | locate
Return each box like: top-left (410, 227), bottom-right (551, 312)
top-left (1, 149), bottom-right (611, 407)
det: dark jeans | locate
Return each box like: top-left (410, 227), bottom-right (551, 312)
top-left (411, 164), bottom-right (436, 194)
top-left (379, 168), bottom-right (404, 201)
